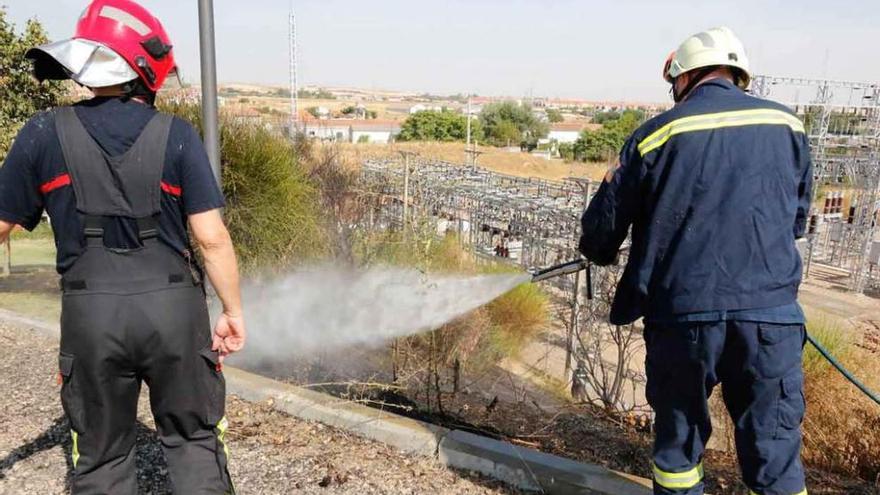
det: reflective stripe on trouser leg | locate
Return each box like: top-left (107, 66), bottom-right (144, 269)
top-left (71, 430), bottom-right (80, 468)
top-left (653, 462), bottom-right (704, 490)
top-left (750, 490), bottom-right (807, 495)
top-left (216, 416), bottom-right (236, 495)
top-left (217, 416), bottom-right (230, 459)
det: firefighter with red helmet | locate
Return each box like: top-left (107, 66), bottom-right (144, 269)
top-left (0, 1), bottom-right (244, 492)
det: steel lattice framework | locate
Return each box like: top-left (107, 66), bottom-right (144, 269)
top-left (359, 158), bottom-right (598, 278)
top-left (752, 75), bottom-right (880, 291)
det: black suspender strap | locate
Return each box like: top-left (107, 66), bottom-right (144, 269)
top-left (136, 216), bottom-right (160, 243)
top-left (82, 215), bottom-right (106, 247)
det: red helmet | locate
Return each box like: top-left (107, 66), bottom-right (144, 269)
top-left (662, 51), bottom-right (676, 84)
top-left (74, 0), bottom-right (176, 91)
top-left (27, 0), bottom-right (175, 92)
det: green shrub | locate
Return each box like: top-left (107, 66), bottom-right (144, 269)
top-left (804, 313), bottom-right (851, 376)
top-left (160, 101), bottom-right (326, 271)
top-left (485, 282), bottom-right (548, 358)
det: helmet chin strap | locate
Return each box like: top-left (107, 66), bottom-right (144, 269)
top-left (121, 78), bottom-right (157, 106)
top-left (672, 66), bottom-right (719, 103)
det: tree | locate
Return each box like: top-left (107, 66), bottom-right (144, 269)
top-left (546, 108), bottom-right (564, 123)
top-left (306, 107), bottom-right (321, 118)
top-left (397, 110), bottom-right (480, 142)
top-left (0, 8), bottom-right (66, 160)
top-left (573, 109), bottom-right (645, 162)
top-left (591, 110), bottom-right (621, 125)
top-left (478, 101), bottom-right (549, 147)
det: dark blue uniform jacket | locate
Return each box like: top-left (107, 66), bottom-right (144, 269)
top-left (0, 97), bottom-right (225, 273)
top-left (579, 79), bottom-right (812, 325)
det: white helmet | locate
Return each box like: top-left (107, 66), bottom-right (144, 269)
top-left (663, 26), bottom-right (751, 89)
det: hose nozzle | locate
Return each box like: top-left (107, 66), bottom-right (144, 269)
top-left (530, 259), bottom-right (589, 283)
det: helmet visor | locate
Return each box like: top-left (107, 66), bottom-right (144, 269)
top-left (27, 38), bottom-right (138, 88)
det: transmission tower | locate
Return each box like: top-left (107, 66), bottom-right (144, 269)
top-left (288, 1), bottom-right (298, 136)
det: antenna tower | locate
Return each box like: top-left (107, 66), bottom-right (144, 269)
top-left (288, 1), bottom-right (298, 136)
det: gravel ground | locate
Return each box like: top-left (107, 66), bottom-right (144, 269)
top-left (0, 321), bottom-right (518, 495)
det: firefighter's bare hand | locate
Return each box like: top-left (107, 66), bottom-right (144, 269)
top-left (212, 312), bottom-right (246, 361)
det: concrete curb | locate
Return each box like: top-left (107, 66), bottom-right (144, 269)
top-left (439, 429), bottom-right (651, 494)
top-left (0, 309), bottom-right (652, 494)
top-left (224, 366), bottom-right (446, 458)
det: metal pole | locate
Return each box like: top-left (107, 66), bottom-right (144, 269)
top-left (198, 0), bottom-right (222, 184)
top-left (403, 154), bottom-right (410, 240)
top-left (565, 269), bottom-right (580, 380)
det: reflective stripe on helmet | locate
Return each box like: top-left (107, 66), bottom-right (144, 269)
top-left (98, 5), bottom-right (151, 36)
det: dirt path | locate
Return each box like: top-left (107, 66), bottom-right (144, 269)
top-left (0, 320), bottom-right (517, 495)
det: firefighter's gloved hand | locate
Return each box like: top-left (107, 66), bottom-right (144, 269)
top-left (212, 312), bottom-right (246, 362)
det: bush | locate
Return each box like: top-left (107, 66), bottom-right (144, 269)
top-left (398, 110), bottom-right (477, 142)
top-left (358, 228), bottom-right (548, 364)
top-left (0, 8), bottom-right (67, 160)
top-left (801, 316), bottom-right (880, 482)
top-left (160, 102), bottom-right (327, 271)
top-left (485, 282), bottom-right (548, 358)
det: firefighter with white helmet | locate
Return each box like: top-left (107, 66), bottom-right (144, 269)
top-left (579, 27), bottom-right (812, 495)
top-left (0, 1), bottom-right (244, 492)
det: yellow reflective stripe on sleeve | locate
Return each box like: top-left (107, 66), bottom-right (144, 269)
top-left (217, 416), bottom-right (230, 459)
top-left (653, 462), bottom-right (704, 490)
top-left (71, 430), bottom-right (80, 468)
top-left (637, 108), bottom-right (805, 157)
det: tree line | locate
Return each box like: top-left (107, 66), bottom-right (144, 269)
top-left (397, 103), bottom-right (645, 163)
top-left (398, 101), bottom-right (550, 148)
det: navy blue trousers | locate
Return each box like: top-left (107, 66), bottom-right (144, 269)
top-left (644, 320), bottom-right (807, 495)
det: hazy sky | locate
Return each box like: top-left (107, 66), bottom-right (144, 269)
top-left (6, 0), bottom-right (880, 102)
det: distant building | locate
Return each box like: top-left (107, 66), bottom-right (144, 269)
top-left (409, 104), bottom-right (444, 114)
top-left (548, 122), bottom-right (598, 144)
top-left (300, 118), bottom-right (401, 144)
top-left (300, 119), bottom-right (352, 142)
top-left (315, 106), bottom-right (331, 119)
top-left (351, 120), bottom-right (402, 144)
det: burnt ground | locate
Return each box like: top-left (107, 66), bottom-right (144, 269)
top-left (1, 265), bottom-right (878, 494)
top-left (0, 320), bottom-right (518, 495)
top-left (316, 386), bottom-right (877, 495)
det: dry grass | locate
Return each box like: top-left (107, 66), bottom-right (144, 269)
top-left (801, 317), bottom-right (880, 482)
top-left (706, 314), bottom-right (880, 484)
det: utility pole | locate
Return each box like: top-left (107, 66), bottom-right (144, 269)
top-left (564, 269), bottom-right (580, 379)
top-left (399, 151), bottom-right (418, 240)
top-left (464, 95), bottom-right (483, 169)
top-left (198, 0), bottom-right (221, 185)
top-left (564, 178), bottom-right (593, 384)
top-left (466, 96), bottom-right (472, 149)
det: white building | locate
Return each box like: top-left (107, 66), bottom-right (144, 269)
top-left (548, 122), bottom-right (596, 144)
top-left (351, 120), bottom-right (402, 144)
top-left (410, 104), bottom-right (444, 114)
top-left (301, 119), bottom-right (352, 142)
top-left (300, 119), bottom-right (401, 144)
